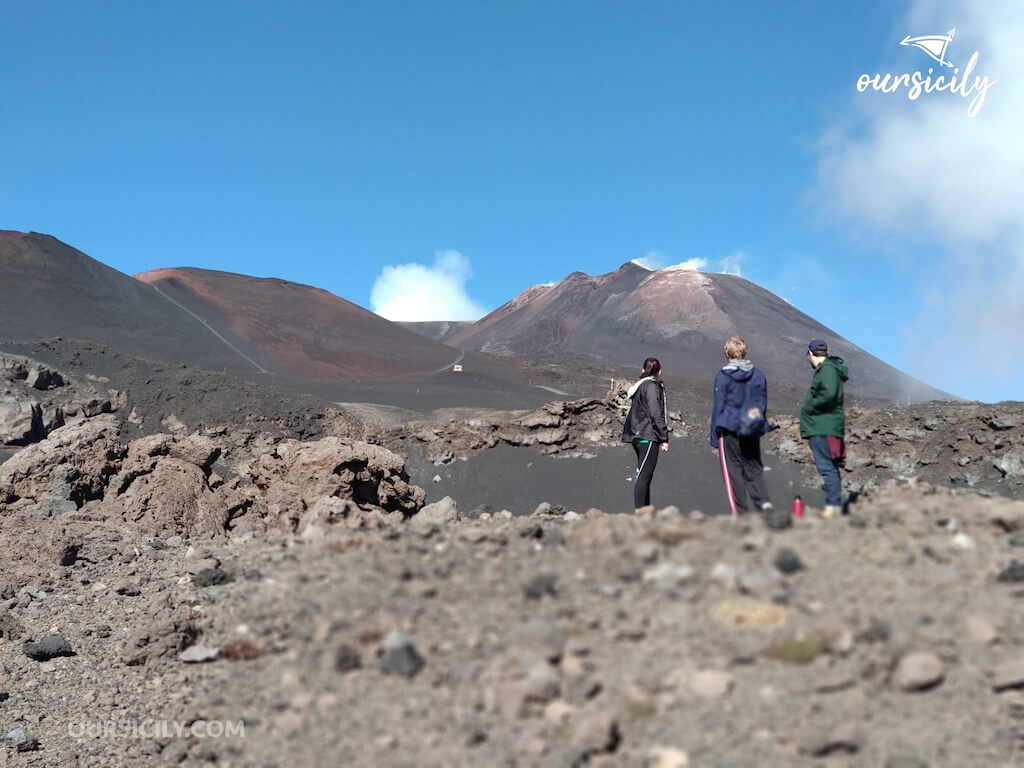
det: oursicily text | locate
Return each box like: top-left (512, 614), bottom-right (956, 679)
top-left (857, 51), bottom-right (996, 118)
top-left (67, 719), bottom-right (245, 739)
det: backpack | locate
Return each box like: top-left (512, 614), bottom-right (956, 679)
top-left (736, 375), bottom-right (767, 436)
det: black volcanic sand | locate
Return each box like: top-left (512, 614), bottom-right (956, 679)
top-left (0, 337), bottom-right (555, 420)
top-left (405, 443), bottom-right (817, 517)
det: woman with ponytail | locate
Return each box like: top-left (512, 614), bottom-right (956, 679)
top-left (621, 357), bottom-right (670, 513)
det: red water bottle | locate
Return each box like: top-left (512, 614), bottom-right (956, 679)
top-left (792, 495), bottom-right (804, 519)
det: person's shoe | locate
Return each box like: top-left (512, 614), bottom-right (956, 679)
top-left (822, 505), bottom-right (842, 518)
top-left (761, 502), bottom-right (774, 512)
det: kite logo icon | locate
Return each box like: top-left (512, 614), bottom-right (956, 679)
top-left (900, 28), bottom-right (956, 68)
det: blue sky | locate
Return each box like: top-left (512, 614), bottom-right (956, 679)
top-left (2, 1), bottom-right (1020, 402)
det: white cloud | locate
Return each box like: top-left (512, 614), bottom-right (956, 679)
top-left (663, 258), bottom-right (708, 272)
top-left (815, 0), bottom-right (1024, 401)
top-left (632, 250), bottom-right (668, 270)
top-left (370, 250), bottom-right (488, 322)
top-left (719, 250), bottom-right (745, 276)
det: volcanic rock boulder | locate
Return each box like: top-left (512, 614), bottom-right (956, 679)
top-left (94, 431), bottom-right (250, 539)
top-left (0, 396), bottom-right (44, 446)
top-left (0, 413), bottom-right (124, 506)
top-left (250, 437), bottom-right (425, 532)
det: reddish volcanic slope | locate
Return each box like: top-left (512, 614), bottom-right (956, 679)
top-left (449, 262), bottom-right (950, 402)
top-left (134, 268), bottom-right (461, 379)
top-left (0, 231), bottom-right (257, 373)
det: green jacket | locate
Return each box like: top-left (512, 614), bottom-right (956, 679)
top-left (799, 356), bottom-right (848, 438)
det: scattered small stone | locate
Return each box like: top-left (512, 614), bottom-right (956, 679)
top-left (18, 585), bottom-right (47, 602)
top-left (161, 740), bottom-right (188, 763)
top-left (510, 619), bottom-right (565, 663)
top-left (810, 618), bottom-right (854, 656)
top-left (0, 584), bottom-right (13, 600)
top-left (619, 685), bottom-right (656, 718)
top-left (996, 561), bottom-right (1024, 584)
top-left (59, 543), bottom-right (79, 566)
top-left (524, 573), bottom-right (558, 600)
top-left (648, 746), bottom-right (690, 768)
top-left (519, 662), bottom-right (561, 707)
top-left (520, 523), bottom-right (545, 539)
top-left (814, 669), bottom-right (857, 694)
top-left (655, 505), bottom-right (681, 519)
top-left (533, 502), bottom-right (552, 516)
top-left (544, 699), bottom-right (575, 726)
top-left (988, 415), bottom-right (1019, 430)
top-left (571, 710), bottom-right (620, 754)
top-left (417, 496), bottom-right (459, 524)
top-left (893, 651), bottom-right (944, 692)
top-left (992, 659), bottom-right (1024, 691)
top-left (186, 557), bottom-right (221, 574)
top-left (633, 541), bottom-right (660, 563)
top-left (379, 630), bottom-right (424, 678)
top-left (334, 643), bottom-right (362, 673)
top-left (192, 567), bottom-right (231, 587)
top-left (6, 727), bottom-right (40, 752)
top-left (179, 645), bottom-right (220, 663)
top-left (642, 562), bottom-right (695, 593)
top-left (709, 562), bottom-right (736, 588)
top-left (115, 581), bottom-right (142, 596)
top-left (763, 636), bottom-right (822, 664)
top-left (221, 637), bottom-right (266, 661)
top-left (773, 547), bottom-right (804, 574)
top-left (963, 614), bottom-right (998, 646)
top-left (950, 532), bottom-right (974, 550)
top-left (763, 506), bottom-right (792, 530)
top-left (799, 724), bottom-right (864, 756)
top-left (710, 599), bottom-right (787, 628)
top-left (855, 617), bottom-right (892, 644)
top-left (23, 633), bottom-right (74, 661)
top-left (149, 538), bottom-right (167, 550)
top-left (688, 670), bottom-right (734, 699)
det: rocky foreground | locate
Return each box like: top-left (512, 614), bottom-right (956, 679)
top-left (1, 411), bottom-right (1024, 766)
top-left (4, 349), bottom-right (1024, 766)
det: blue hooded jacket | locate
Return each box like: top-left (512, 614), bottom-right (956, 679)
top-left (709, 359), bottom-right (768, 447)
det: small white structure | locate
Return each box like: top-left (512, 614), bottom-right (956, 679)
top-left (452, 364), bottom-right (463, 372)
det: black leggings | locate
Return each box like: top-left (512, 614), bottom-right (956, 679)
top-left (633, 441), bottom-right (660, 508)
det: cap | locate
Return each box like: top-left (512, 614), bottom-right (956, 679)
top-left (807, 339), bottom-right (828, 355)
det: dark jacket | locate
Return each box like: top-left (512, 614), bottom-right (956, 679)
top-left (799, 356), bottom-right (849, 438)
top-left (621, 377), bottom-right (669, 444)
top-left (709, 359), bottom-right (768, 447)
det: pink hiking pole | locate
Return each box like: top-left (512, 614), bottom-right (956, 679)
top-left (718, 435), bottom-right (738, 518)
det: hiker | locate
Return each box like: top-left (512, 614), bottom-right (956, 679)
top-left (800, 338), bottom-right (849, 517)
top-left (709, 336), bottom-right (771, 515)
top-left (622, 357), bottom-right (669, 513)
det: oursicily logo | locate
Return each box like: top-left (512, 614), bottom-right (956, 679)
top-left (857, 28), bottom-right (996, 117)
